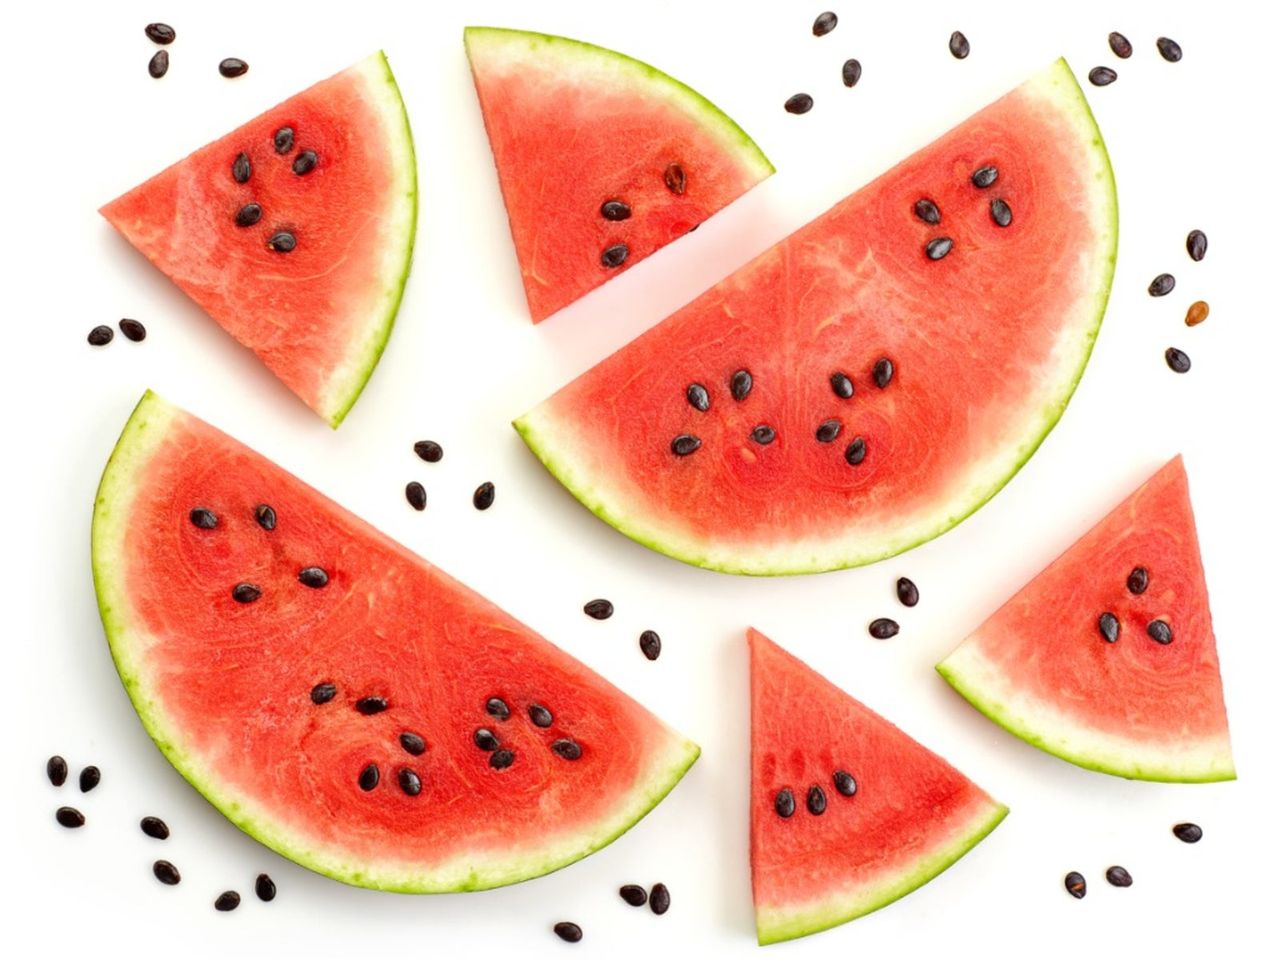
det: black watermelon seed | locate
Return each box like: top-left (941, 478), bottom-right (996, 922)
top-left (730, 369), bottom-right (753, 401)
top-left (273, 127), bottom-right (294, 154)
top-left (1157, 37), bottom-right (1183, 62)
top-left (88, 325), bottom-right (114, 346)
top-left (473, 482), bottom-right (495, 511)
top-left (474, 728), bottom-right (500, 751)
top-left (1127, 566), bottom-right (1149, 595)
top-left (189, 507), bottom-right (218, 529)
top-left (145, 23), bottom-right (176, 44)
top-left (255, 504), bottom-right (277, 530)
top-left (356, 697), bottom-right (389, 715)
top-left (842, 58), bottom-right (862, 88)
top-left (1065, 872), bottom-right (1087, 899)
top-left (844, 436), bottom-right (867, 466)
top-left (552, 738), bottom-right (582, 761)
top-left (234, 203), bottom-right (262, 227)
top-left (489, 749), bottom-right (515, 770)
top-left (1186, 229), bottom-right (1207, 262)
top-left (140, 816), bottom-right (170, 840)
top-left (358, 764), bottom-right (380, 791)
top-left (664, 163), bottom-right (687, 195)
top-left (815, 419), bottom-right (842, 444)
top-left (601, 244), bottom-right (629, 268)
top-left (153, 860), bottom-right (181, 885)
top-left (528, 704), bottom-right (553, 728)
top-left (686, 383), bottom-right (710, 412)
top-left (649, 883), bottom-right (671, 916)
top-left (79, 766), bottom-right (101, 793)
top-left (671, 434), bottom-right (702, 457)
top-left (1173, 822), bottom-right (1203, 843)
top-left (774, 788), bottom-right (796, 819)
top-left (1098, 612), bottom-right (1120, 643)
top-left (486, 697), bottom-right (510, 721)
top-left (830, 371), bottom-right (854, 399)
top-left (600, 200), bottom-right (631, 221)
top-left (56, 806), bottom-right (85, 828)
top-left (971, 165), bottom-right (998, 189)
top-left (1109, 32), bottom-right (1133, 59)
top-left (255, 873), bottom-right (276, 902)
top-left (47, 755), bottom-right (68, 787)
top-left (813, 11), bottom-right (838, 36)
top-left (413, 440), bottom-right (443, 463)
top-left (914, 198), bottom-right (941, 225)
top-left (807, 784), bottom-right (827, 816)
top-left (232, 153), bottom-right (252, 184)
top-left (119, 318), bottom-right (147, 342)
top-left (214, 891), bottom-right (241, 912)
top-left (400, 732), bottom-right (427, 756)
top-left (231, 583), bottom-right (261, 604)
top-left (784, 93), bottom-right (814, 115)
top-left (949, 31), bottom-right (970, 60)
top-left (553, 922), bottom-right (583, 943)
top-left (833, 770), bottom-right (857, 797)
top-left (872, 357), bottom-right (894, 389)
top-left (405, 481), bottom-right (427, 511)
top-left (1165, 347), bottom-right (1191, 373)
top-left (639, 630), bottom-right (662, 661)
top-left (310, 682), bottom-right (337, 705)
top-left (990, 199), bottom-right (1015, 230)
top-left (925, 237), bottom-right (953, 260)
top-left (584, 599), bottom-right (614, 620)
top-left (298, 566), bottom-right (329, 588)
top-left (896, 577), bottom-right (919, 607)
top-left (1089, 66), bottom-right (1118, 87)
top-left (218, 58), bottom-right (248, 78)
top-left (148, 50), bottom-right (169, 79)
top-left (1106, 865), bottom-right (1133, 888)
top-left (620, 884), bottom-right (648, 907)
top-left (1149, 273), bottom-right (1176, 296)
top-left (398, 768), bottom-right (422, 796)
top-left (868, 617), bottom-right (899, 639)
top-left (1147, 620), bottom-right (1173, 645)
top-left (292, 150), bottom-right (318, 176)
top-left (751, 425), bottom-right (776, 445)
top-left (267, 231), bottom-right (297, 253)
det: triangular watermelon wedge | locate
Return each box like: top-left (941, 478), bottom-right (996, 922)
top-left (749, 629), bottom-right (1007, 944)
top-left (464, 27), bottom-right (774, 322)
top-left (100, 53), bottom-right (417, 427)
top-left (937, 456), bottom-right (1234, 782)
top-left (91, 391), bottom-right (699, 891)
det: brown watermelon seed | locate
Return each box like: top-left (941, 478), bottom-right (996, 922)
top-left (1149, 273), bottom-right (1175, 296)
top-left (399, 732), bottom-right (426, 756)
top-left (292, 150), bottom-right (318, 176)
top-left (218, 58), bottom-right (248, 78)
top-left (56, 806), bottom-right (85, 828)
top-left (664, 163), bottom-right (687, 195)
top-left (1098, 612), bottom-right (1120, 643)
top-left (553, 922), bottom-right (583, 943)
top-left (601, 244), bottom-right (629, 268)
top-left (1106, 866), bottom-right (1133, 887)
top-left (148, 50), bottom-right (169, 79)
top-left (310, 682), bottom-right (337, 705)
top-left (413, 440), bottom-right (443, 462)
top-left (486, 697), bottom-right (510, 721)
top-left (214, 891), bottom-right (241, 912)
top-left (47, 755), bottom-right (68, 787)
top-left (815, 419), bottom-right (842, 443)
top-left (600, 200), bottom-right (631, 221)
top-left (140, 816), bottom-right (170, 840)
top-left (397, 768), bottom-right (422, 796)
top-left (273, 127), bottom-right (294, 154)
top-left (774, 788), bottom-right (796, 818)
top-left (255, 503), bottom-right (277, 530)
top-left (405, 481), bottom-right (426, 511)
top-left (971, 165), bottom-right (998, 189)
top-left (914, 198), bottom-right (941, 224)
top-left (1109, 31), bottom-right (1133, 58)
top-left (231, 583), bottom-right (261, 604)
top-left (730, 369), bottom-right (753, 401)
top-left (925, 237), bottom-right (953, 260)
top-left (1187, 229), bottom-right (1207, 262)
top-left (1185, 301), bottom-right (1210, 327)
top-left (153, 860), bottom-right (181, 885)
top-left (1089, 66), bottom-right (1118, 86)
top-left (358, 764), bottom-right (379, 791)
top-left (255, 873), bottom-right (276, 902)
top-left (234, 203), bottom-right (262, 227)
top-left (528, 704), bottom-right (553, 728)
top-left (807, 785), bottom-right (827, 816)
top-left (784, 93), bottom-right (814, 115)
top-left (298, 567), bottom-right (328, 588)
top-left (356, 697), bottom-right (388, 715)
top-left (119, 318), bottom-right (147, 342)
top-left (991, 198), bottom-right (1013, 228)
top-left (949, 30), bottom-right (970, 59)
top-left (844, 436), bottom-right (867, 466)
top-left (1157, 37), bottom-right (1183, 62)
top-left (79, 766), bottom-right (101, 793)
top-left (620, 884), bottom-right (648, 907)
top-left (868, 618), bottom-right (899, 639)
top-left (896, 577), bottom-right (919, 607)
top-left (232, 152), bottom-right (251, 184)
top-left (842, 58), bottom-right (862, 88)
top-left (489, 749), bottom-right (515, 770)
top-left (1065, 872), bottom-right (1087, 899)
top-left (830, 371), bottom-right (854, 399)
top-left (649, 883), bottom-right (671, 916)
top-left (672, 434), bottom-right (701, 457)
top-left (833, 770), bottom-right (857, 797)
top-left (88, 325), bottom-right (114, 346)
top-left (584, 599), bottom-right (614, 620)
top-left (639, 630), bottom-right (662, 661)
top-left (1127, 566), bottom-right (1149, 595)
top-left (473, 482), bottom-right (495, 511)
top-left (474, 728), bottom-right (500, 751)
top-left (1173, 822), bottom-right (1203, 843)
top-left (145, 23), bottom-right (176, 44)
top-left (266, 231), bottom-right (297, 253)
top-left (189, 507), bottom-right (218, 529)
top-left (873, 357), bottom-right (894, 389)
top-left (1165, 347), bottom-right (1191, 373)
top-left (751, 425), bottom-right (776, 445)
top-left (686, 383), bottom-right (710, 412)
top-left (1147, 619), bottom-right (1173, 645)
top-left (812, 11), bottom-right (838, 36)
top-left (552, 738), bottom-right (582, 761)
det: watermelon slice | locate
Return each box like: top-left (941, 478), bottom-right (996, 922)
top-left (91, 392), bottom-right (699, 891)
top-left (100, 53), bottom-right (417, 427)
top-left (749, 629), bottom-right (1007, 944)
top-left (937, 456), bottom-right (1234, 783)
top-left (515, 59), bottom-right (1116, 574)
top-left (464, 27), bottom-right (774, 322)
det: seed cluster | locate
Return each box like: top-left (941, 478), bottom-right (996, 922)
top-left (87, 318), bottom-right (148, 347)
top-left (784, 13), bottom-right (864, 111)
top-left (1089, 31), bottom-right (1183, 86)
top-left (913, 162), bottom-right (1013, 263)
top-left (772, 769), bottom-right (857, 819)
top-left (226, 126), bottom-right (320, 256)
top-left (1096, 565), bottom-right (1174, 645)
top-left (595, 161), bottom-right (688, 270)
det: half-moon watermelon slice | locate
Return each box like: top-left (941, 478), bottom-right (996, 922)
top-left (937, 456), bottom-right (1234, 783)
top-left (749, 629), bottom-right (1007, 944)
top-left (464, 26), bottom-right (774, 322)
top-left (91, 391), bottom-right (699, 892)
top-left (100, 53), bottom-right (417, 427)
top-left (516, 59), bottom-right (1116, 574)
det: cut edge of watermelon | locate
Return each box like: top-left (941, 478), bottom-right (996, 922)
top-left (513, 57), bottom-right (1118, 575)
top-left (936, 645), bottom-right (1236, 783)
top-left (91, 390), bottom-right (702, 891)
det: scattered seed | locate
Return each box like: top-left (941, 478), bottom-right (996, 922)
top-left (398, 768), bottom-right (422, 796)
top-left (730, 369), bottom-right (753, 401)
top-left (189, 507), bottom-right (218, 529)
top-left (214, 891), bottom-right (241, 912)
top-left (1147, 619), bottom-right (1173, 645)
top-left (46, 756), bottom-right (68, 787)
top-left (358, 764), bottom-right (380, 791)
top-left (56, 806), bottom-right (85, 828)
top-left (664, 163), bottom-right (687, 195)
top-left (1165, 347), bottom-right (1191, 373)
top-left (949, 30), bottom-right (971, 59)
top-left (232, 152), bottom-right (252, 184)
top-left (148, 50), bottom-right (169, 79)
top-left (529, 704), bottom-right (553, 728)
top-left (1184, 301), bottom-right (1209, 327)
top-left (1186, 229), bottom-right (1207, 262)
top-left (474, 728), bottom-right (500, 751)
top-left (552, 738), bottom-right (582, 761)
top-left (639, 630), bottom-right (662, 661)
top-left (812, 11), bottom-right (838, 36)
top-left (649, 883), bottom-right (671, 916)
top-left (686, 383), bottom-right (710, 412)
top-left (400, 732), bottom-right (426, 756)
top-left (1106, 865), bottom-right (1133, 887)
top-left (553, 922), bottom-right (583, 943)
top-left (140, 816), bottom-right (170, 840)
top-left (1149, 273), bottom-right (1175, 296)
top-left (584, 599), bottom-right (614, 620)
top-left (79, 766), bottom-right (101, 793)
top-left (356, 697), bottom-right (389, 715)
top-left (310, 682), bottom-right (337, 705)
top-left (486, 697), bottom-right (511, 721)
top-left (234, 203), bottom-right (262, 227)
top-left (844, 436), bottom-right (867, 466)
top-left (145, 23), bottom-right (176, 44)
top-left (751, 425), bottom-right (776, 445)
top-left (620, 884), bottom-right (648, 907)
top-left (833, 770), bottom-right (857, 797)
top-left (1173, 822), bottom-right (1203, 843)
top-left (601, 244), bottom-right (629, 268)
top-left (218, 58), bottom-right (249, 78)
top-left (925, 237), bottom-right (953, 260)
top-left (473, 482), bottom-right (495, 511)
top-left (775, 788), bottom-right (796, 818)
top-left (1109, 31), bottom-right (1133, 58)
top-left (119, 318), bottom-right (147, 342)
top-left (273, 127), bottom-right (295, 154)
top-left (405, 481), bottom-right (427, 510)
top-left (868, 617), bottom-right (899, 639)
top-left (153, 860), bottom-right (181, 885)
top-left (1065, 871), bottom-right (1087, 899)
top-left (872, 357), bottom-right (894, 389)
top-left (266, 230), bottom-right (296, 253)
top-left (990, 198), bottom-right (1013, 228)
top-left (815, 419), bottom-right (842, 443)
top-left (411, 440), bottom-right (444, 465)
top-left (490, 749), bottom-right (515, 770)
top-left (1089, 66), bottom-right (1118, 87)
top-left (298, 566), bottom-right (329, 588)
top-left (896, 577), bottom-right (919, 607)
top-left (88, 325), bottom-right (114, 346)
top-left (671, 434), bottom-right (702, 456)
top-left (806, 784), bottom-right (827, 816)
top-left (1098, 612), bottom-right (1120, 644)
top-left (1127, 566), bottom-right (1149, 595)
top-left (785, 93), bottom-right (814, 115)
top-left (914, 198), bottom-right (941, 225)
top-left (1156, 37), bottom-right (1183, 62)
top-left (971, 165), bottom-right (998, 189)
top-left (842, 58), bottom-right (862, 88)
top-left (255, 503), bottom-right (277, 530)
top-left (255, 873), bottom-right (276, 902)
top-left (830, 371), bottom-right (854, 399)
top-left (292, 149), bottom-right (318, 176)
top-left (231, 583), bottom-right (261, 604)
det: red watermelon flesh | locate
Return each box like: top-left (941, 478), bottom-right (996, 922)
top-left (100, 53), bottom-right (417, 427)
top-left (937, 456), bottom-right (1234, 782)
top-left (749, 629), bottom-right (1007, 944)
top-left (465, 27), bottom-right (774, 322)
top-left (516, 59), bottom-right (1117, 573)
top-left (91, 392), bottom-right (699, 891)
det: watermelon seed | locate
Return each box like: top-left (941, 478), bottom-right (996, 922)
top-left (273, 127), bottom-right (294, 154)
top-left (189, 507), bottom-right (218, 529)
top-left (1147, 620), bottom-right (1173, 645)
top-left (255, 873), bottom-right (276, 902)
top-left (474, 728), bottom-right (500, 751)
top-left (79, 766), bottom-right (101, 793)
top-left (1065, 872), bottom-right (1087, 899)
top-left (358, 764), bottom-right (379, 791)
top-left (552, 738), bottom-right (582, 761)
top-left (949, 31), bottom-right (970, 60)
top-left (1106, 866), bottom-right (1133, 888)
top-left (619, 884), bottom-right (648, 907)
top-left (1126, 566), bottom-right (1149, 595)
top-left (46, 755), bottom-right (68, 787)
top-left (413, 440), bottom-right (443, 462)
top-left (671, 434), bottom-right (702, 457)
top-left (119, 318), bottom-right (147, 342)
top-left (686, 383), bottom-right (710, 412)
top-left (489, 749), bottom-right (515, 770)
top-left (751, 425), bottom-right (776, 445)
top-left (868, 618), bottom-right (899, 639)
top-left (528, 704), bottom-right (554, 728)
top-left (218, 58), bottom-right (249, 79)
top-left (1149, 273), bottom-right (1176, 297)
top-left (1173, 822), bottom-right (1203, 843)
top-left (356, 697), bottom-right (389, 715)
top-left (234, 203), bottom-right (262, 227)
top-left (148, 50), bottom-right (169, 79)
top-left (601, 244), bottom-right (629, 268)
top-left (730, 369), bottom-right (753, 401)
top-left (664, 163), bottom-right (687, 196)
top-left (145, 23), bottom-right (176, 44)
top-left (833, 770), bottom-right (857, 797)
top-left (896, 577), bottom-right (919, 607)
top-left (486, 697), bottom-right (511, 721)
top-left (232, 153), bottom-right (252, 184)
top-left (292, 150), bottom-right (318, 176)
top-left (1185, 301), bottom-right (1210, 327)
top-left (784, 93), bottom-right (814, 115)
top-left (1089, 67), bottom-right (1118, 87)
top-left (815, 419), bottom-right (842, 443)
top-left (913, 199), bottom-right (941, 225)
top-left (231, 583), bottom-right (261, 603)
top-left (649, 883), bottom-right (671, 916)
top-left (842, 59), bottom-right (862, 88)
top-left (812, 11), bottom-right (838, 36)
top-left (1098, 612), bottom-right (1120, 643)
top-left (1186, 230), bottom-right (1207, 262)
top-left (214, 891), bottom-right (241, 912)
top-left (600, 200), bottom-right (631, 221)
top-left (405, 481), bottom-right (427, 511)
top-left (872, 357), bottom-right (894, 389)
top-left (1157, 37), bottom-right (1183, 62)
top-left (266, 231), bottom-right (297, 253)
top-left (584, 598), bottom-right (614, 620)
top-left (639, 630), bottom-right (662, 661)
top-left (553, 922), bottom-right (583, 943)
top-left (397, 768), bottom-right (422, 796)
top-left (830, 371), bottom-right (855, 399)
top-left (990, 198), bottom-right (1013, 228)
top-left (925, 237), bottom-right (953, 260)
top-left (310, 682), bottom-right (337, 705)
top-left (298, 566), bottom-right (328, 588)
top-left (806, 785), bottom-right (827, 816)
top-left (153, 860), bottom-right (181, 885)
top-left (254, 504), bottom-right (277, 530)
top-left (473, 482), bottom-right (495, 511)
top-left (1109, 32), bottom-right (1133, 58)
top-left (774, 788), bottom-right (796, 819)
top-left (88, 325), bottom-right (114, 346)
top-left (1165, 347), bottom-right (1191, 373)
top-left (56, 806), bottom-right (85, 828)
top-left (971, 165), bottom-right (998, 189)
top-left (399, 732), bottom-right (426, 756)
top-left (140, 816), bottom-right (170, 840)
top-left (844, 437), bottom-right (867, 466)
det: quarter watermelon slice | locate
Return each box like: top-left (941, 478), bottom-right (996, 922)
top-left (464, 27), bottom-right (774, 322)
top-left (100, 53), bottom-right (417, 427)
top-left (91, 392), bottom-right (699, 891)
top-left (749, 629), bottom-right (1007, 944)
top-left (937, 456), bottom-right (1234, 782)
top-left (516, 59), bottom-right (1116, 574)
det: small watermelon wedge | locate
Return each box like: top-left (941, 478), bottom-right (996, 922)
top-left (750, 629), bottom-right (1007, 945)
top-left (938, 456), bottom-right (1234, 782)
top-left (101, 53), bottom-right (417, 427)
top-left (91, 392), bottom-right (699, 891)
top-left (464, 27), bottom-right (774, 322)
top-left (515, 59), bottom-right (1116, 574)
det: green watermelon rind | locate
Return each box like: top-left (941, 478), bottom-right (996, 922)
top-left (92, 390), bottom-right (702, 892)
top-left (514, 58), bottom-right (1118, 575)
top-left (756, 800), bottom-right (1009, 945)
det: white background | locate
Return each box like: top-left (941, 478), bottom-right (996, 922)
top-left (3, 1), bottom-right (1277, 957)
